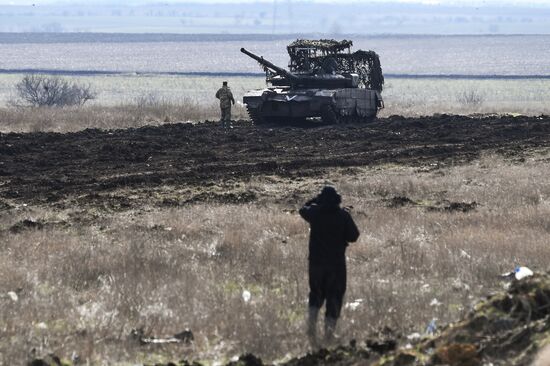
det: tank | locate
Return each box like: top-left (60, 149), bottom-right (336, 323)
top-left (241, 39), bottom-right (384, 124)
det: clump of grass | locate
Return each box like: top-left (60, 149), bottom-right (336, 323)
top-left (457, 90), bottom-right (484, 107)
top-left (0, 99), bottom-right (249, 133)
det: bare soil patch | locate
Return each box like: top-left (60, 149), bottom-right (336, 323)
top-left (1, 114), bottom-right (549, 208)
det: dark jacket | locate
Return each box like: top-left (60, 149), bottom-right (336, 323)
top-left (299, 201), bottom-right (360, 267)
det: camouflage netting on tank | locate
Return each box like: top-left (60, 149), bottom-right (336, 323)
top-left (286, 39), bottom-right (384, 92)
top-left (287, 39), bottom-right (353, 54)
top-left (352, 50), bottom-right (384, 92)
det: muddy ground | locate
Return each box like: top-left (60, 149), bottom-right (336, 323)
top-left (1, 114), bottom-right (550, 209)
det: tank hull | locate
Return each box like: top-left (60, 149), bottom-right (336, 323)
top-left (244, 87), bottom-right (383, 124)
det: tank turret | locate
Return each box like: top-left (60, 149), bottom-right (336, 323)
top-left (241, 47), bottom-right (357, 89)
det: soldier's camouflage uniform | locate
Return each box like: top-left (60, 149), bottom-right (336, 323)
top-left (215, 85), bottom-right (235, 128)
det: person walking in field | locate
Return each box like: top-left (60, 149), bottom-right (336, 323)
top-left (215, 81), bottom-right (235, 129)
top-left (299, 186), bottom-right (360, 345)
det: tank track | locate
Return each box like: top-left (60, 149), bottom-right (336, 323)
top-left (248, 105), bottom-right (375, 125)
top-left (246, 106), bottom-right (265, 125)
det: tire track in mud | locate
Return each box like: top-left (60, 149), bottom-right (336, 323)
top-left (1, 114), bottom-right (550, 206)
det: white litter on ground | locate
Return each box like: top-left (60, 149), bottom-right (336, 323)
top-left (430, 298), bottom-right (442, 307)
top-left (515, 266), bottom-right (534, 280)
top-left (242, 290), bottom-right (251, 302)
top-left (345, 298), bottom-right (364, 310)
top-left (7, 291), bottom-right (18, 302)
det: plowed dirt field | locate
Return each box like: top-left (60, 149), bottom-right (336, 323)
top-left (1, 114), bottom-right (550, 207)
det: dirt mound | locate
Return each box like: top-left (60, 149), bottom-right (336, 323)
top-left (2, 115), bottom-right (550, 208)
top-left (9, 219), bottom-right (44, 233)
top-left (7, 219), bottom-right (68, 234)
top-left (378, 273), bottom-right (550, 366)
top-left (198, 273), bottom-right (550, 366)
top-left (387, 196), bottom-right (477, 213)
top-left (387, 196), bottom-right (416, 208)
top-left (442, 201), bottom-right (477, 213)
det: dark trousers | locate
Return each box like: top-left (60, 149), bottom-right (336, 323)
top-left (220, 106), bottom-right (231, 127)
top-left (308, 264), bottom-right (347, 319)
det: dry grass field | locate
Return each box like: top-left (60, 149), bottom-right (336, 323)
top-left (2, 151), bottom-right (550, 365)
top-left (0, 102), bottom-right (249, 133)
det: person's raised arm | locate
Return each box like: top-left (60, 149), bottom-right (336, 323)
top-left (299, 197), bottom-right (318, 222)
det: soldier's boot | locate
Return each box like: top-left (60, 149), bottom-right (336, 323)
top-left (324, 317), bottom-right (338, 344)
top-left (306, 306), bottom-right (319, 347)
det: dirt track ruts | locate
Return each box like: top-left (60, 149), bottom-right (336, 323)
top-left (1, 114), bottom-right (550, 206)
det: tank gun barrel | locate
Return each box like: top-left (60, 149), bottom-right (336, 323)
top-left (240, 48), bottom-right (298, 82)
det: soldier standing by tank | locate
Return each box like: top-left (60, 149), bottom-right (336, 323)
top-left (215, 81), bottom-right (235, 129)
top-left (299, 186), bottom-right (360, 345)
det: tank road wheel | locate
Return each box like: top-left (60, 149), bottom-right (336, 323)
top-left (246, 106), bottom-right (266, 125)
top-left (320, 104), bottom-right (341, 125)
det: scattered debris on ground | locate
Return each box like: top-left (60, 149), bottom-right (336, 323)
top-left (28, 273), bottom-right (550, 366)
top-left (129, 328), bottom-right (195, 345)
